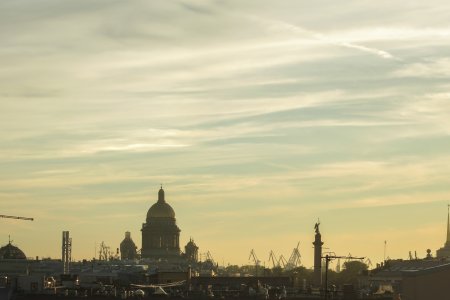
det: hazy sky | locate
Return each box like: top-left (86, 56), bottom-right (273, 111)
top-left (1, 0), bottom-right (450, 268)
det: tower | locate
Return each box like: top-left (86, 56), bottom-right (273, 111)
top-left (184, 238), bottom-right (199, 263)
top-left (141, 187), bottom-right (181, 259)
top-left (446, 204), bottom-right (450, 248)
top-left (436, 205), bottom-right (450, 258)
top-left (312, 220), bottom-right (323, 287)
top-left (62, 231), bottom-right (71, 274)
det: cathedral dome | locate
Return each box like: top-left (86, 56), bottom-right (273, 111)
top-left (142, 187), bottom-right (181, 259)
top-left (0, 242), bottom-right (26, 259)
top-left (146, 187), bottom-right (175, 220)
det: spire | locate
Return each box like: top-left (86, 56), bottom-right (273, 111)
top-left (158, 186), bottom-right (165, 203)
top-left (446, 204), bottom-right (450, 245)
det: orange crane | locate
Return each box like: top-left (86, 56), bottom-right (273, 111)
top-left (0, 215), bottom-right (34, 221)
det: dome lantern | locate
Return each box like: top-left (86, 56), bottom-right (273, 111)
top-left (158, 186), bottom-right (165, 203)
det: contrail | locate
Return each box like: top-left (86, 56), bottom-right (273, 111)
top-left (246, 14), bottom-right (397, 60)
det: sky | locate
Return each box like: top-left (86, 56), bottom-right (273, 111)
top-left (1, 0), bottom-right (450, 268)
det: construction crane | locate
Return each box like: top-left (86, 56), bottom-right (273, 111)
top-left (285, 242), bottom-right (301, 270)
top-left (0, 215), bottom-right (34, 221)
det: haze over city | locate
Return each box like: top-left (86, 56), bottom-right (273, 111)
top-left (1, 0), bottom-right (450, 268)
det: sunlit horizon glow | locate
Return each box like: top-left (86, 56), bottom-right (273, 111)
top-left (1, 0), bottom-right (450, 268)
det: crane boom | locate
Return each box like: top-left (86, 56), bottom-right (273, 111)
top-left (0, 215), bottom-right (34, 221)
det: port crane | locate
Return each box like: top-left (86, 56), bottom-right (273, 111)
top-left (248, 249), bottom-right (260, 266)
top-left (248, 249), bottom-right (261, 276)
top-left (0, 215), bottom-right (34, 221)
top-left (278, 255), bottom-right (287, 268)
top-left (206, 251), bottom-right (215, 263)
top-left (268, 250), bottom-right (278, 268)
top-left (285, 242), bottom-right (301, 270)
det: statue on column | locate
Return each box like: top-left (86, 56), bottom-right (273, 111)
top-left (314, 219), bottom-right (320, 234)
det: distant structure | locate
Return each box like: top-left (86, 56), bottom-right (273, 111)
top-left (141, 187), bottom-right (181, 259)
top-left (436, 205), bottom-right (450, 258)
top-left (312, 220), bottom-right (323, 287)
top-left (120, 231), bottom-right (137, 260)
top-left (184, 238), bottom-right (199, 263)
top-left (0, 238), bottom-right (26, 260)
top-left (98, 241), bottom-right (111, 261)
top-left (62, 231), bottom-right (71, 274)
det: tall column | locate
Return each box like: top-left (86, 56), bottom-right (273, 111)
top-left (313, 222), bottom-right (323, 287)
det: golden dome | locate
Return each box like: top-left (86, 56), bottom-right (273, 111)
top-left (146, 187), bottom-right (175, 220)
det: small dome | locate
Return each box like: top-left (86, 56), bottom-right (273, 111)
top-left (185, 238), bottom-right (198, 251)
top-left (146, 187), bottom-right (175, 220)
top-left (0, 242), bottom-right (26, 259)
top-left (186, 238), bottom-right (197, 247)
top-left (120, 232), bottom-right (137, 260)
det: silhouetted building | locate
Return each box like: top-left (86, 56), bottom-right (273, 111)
top-left (402, 262), bottom-right (450, 300)
top-left (436, 205), bottom-right (450, 258)
top-left (120, 231), bottom-right (137, 260)
top-left (0, 241), bottom-right (26, 259)
top-left (141, 187), bottom-right (181, 259)
top-left (184, 238), bottom-right (199, 263)
top-left (369, 259), bottom-right (450, 299)
top-left (312, 221), bottom-right (323, 287)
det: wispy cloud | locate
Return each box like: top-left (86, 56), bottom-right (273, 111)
top-left (351, 193), bottom-right (448, 208)
top-left (393, 58), bottom-right (450, 78)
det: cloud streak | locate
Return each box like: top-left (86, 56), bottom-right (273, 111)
top-left (247, 15), bottom-right (397, 60)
